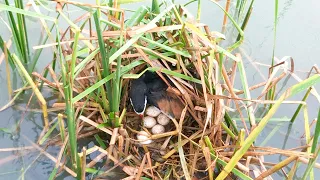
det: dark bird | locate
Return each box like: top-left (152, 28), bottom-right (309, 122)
top-left (129, 71), bottom-right (184, 119)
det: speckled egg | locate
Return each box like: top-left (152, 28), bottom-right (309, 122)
top-left (157, 113), bottom-right (170, 126)
top-left (151, 124), bottom-right (165, 134)
top-left (143, 116), bottom-right (157, 128)
top-left (145, 106), bottom-right (161, 117)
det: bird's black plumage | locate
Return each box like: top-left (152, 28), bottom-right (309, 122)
top-left (129, 71), bottom-right (184, 119)
top-left (129, 71), bottom-right (167, 113)
top-left (129, 77), bottom-right (148, 115)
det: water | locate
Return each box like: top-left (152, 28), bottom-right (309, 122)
top-left (0, 0), bottom-right (319, 179)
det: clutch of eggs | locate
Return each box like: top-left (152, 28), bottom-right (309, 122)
top-left (142, 106), bottom-right (171, 135)
top-left (138, 106), bottom-right (171, 145)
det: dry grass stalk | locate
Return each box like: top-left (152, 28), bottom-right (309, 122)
top-left (17, 1), bottom-right (320, 179)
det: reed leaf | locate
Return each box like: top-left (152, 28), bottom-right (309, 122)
top-left (216, 74), bottom-right (320, 180)
top-left (12, 54), bottom-right (49, 128)
top-left (93, 11), bottom-right (113, 110)
top-left (0, 3), bottom-right (55, 21)
top-left (290, 87), bottom-right (312, 123)
top-left (56, 25), bottom-right (80, 175)
top-left (204, 136), bottom-right (252, 180)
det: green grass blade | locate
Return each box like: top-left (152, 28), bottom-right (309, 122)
top-left (209, 0), bottom-right (243, 36)
top-left (302, 145), bottom-right (320, 180)
top-left (290, 88), bottom-right (312, 123)
top-left (311, 108), bottom-right (320, 153)
top-left (117, 0), bottom-right (147, 4)
top-left (151, 0), bottom-right (160, 14)
top-left (93, 11), bottom-right (113, 109)
top-left (39, 120), bottom-right (59, 145)
top-left (267, 0), bottom-right (279, 102)
top-left (73, 60), bottom-right (145, 103)
top-left (74, 48), bottom-right (100, 77)
top-left (56, 25), bottom-right (79, 172)
top-left (204, 136), bottom-right (252, 180)
top-left (70, 30), bottom-right (80, 83)
top-left (0, 36), bottom-right (14, 68)
top-left (0, 3), bottom-right (56, 21)
top-left (237, 57), bottom-right (256, 126)
top-left (147, 67), bottom-right (201, 84)
top-left (216, 74), bottom-right (320, 180)
top-left (140, 36), bottom-right (191, 58)
top-left (4, 0), bottom-right (25, 62)
top-left (48, 167), bottom-right (58, 180)
top-left (94, 134), bottom-right (107, 149)
top-left (109, 33), bottom-right (143, 64)
top-left (185, 22), bottom-right (237, 61)
top-left (15, 0), bottom-right (30, 64)
top-left (125, 6), bottom-right (148, 27)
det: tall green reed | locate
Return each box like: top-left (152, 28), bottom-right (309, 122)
top-left (4, 0), bottom-right (30, 66)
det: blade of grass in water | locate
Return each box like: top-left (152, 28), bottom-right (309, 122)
top-left (4, 0), bottom-right (26, 63)
top-left (151, 0), bottom-right (160, 14)
top-left (12, 54), bottom-right (49, 128)
top-left (58, 114), bottom-right (66, 143)
top-left (14, 0), bottom-right (30, 64)
top-left (70, 30), bottom-right (80, 85)
top-left (0, 3), bottom-right (55, 21)
top-left (56, 25), bottom-right (80, 176)
top-left (290, 88), bottom-right (312, 123)
top-left (124, 6), bottom-right (148, 27)
top-left (3, 42), bottom-right (13, 98)
top-left (94, 135), bottom-right (107, 149)
top-left (204, 136), bottom-right (252, 180)
top-left (302, 144), bottom-right (320, 180)
top-left (0, 36), bottom-right (14, 68)
top-left (39, 120), bottom-right (59, 145)
top-left (237, 55), bottom-right (256, 127)
top-left (311, 108), bottom-right (320, 153)
top-left (267, 0), bottom-right (279, 103)
top-left (117, 0), bottom-right (147, 4)
top-left (216, 74), bottom-right (320, 180)
top-left (209, 0), bottom-right (244, 37)
top-left (93, 11), bottom-right (113, 111)
top-left (196, 0), bottom-right (201, 22)
top-left (74, 48), bottom-right (100, 77)
top-left (30, 3), bottom-right (65, 73)
top-left (236, 0), bottom-right (254, 41)
top-left (111, 11), bottom-right (124, 127)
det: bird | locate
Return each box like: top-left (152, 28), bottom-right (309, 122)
top-left (129, 71), bottom-right (184, 120)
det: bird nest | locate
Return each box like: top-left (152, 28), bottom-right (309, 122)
top-left (28, 1), bottom-right (320, 180)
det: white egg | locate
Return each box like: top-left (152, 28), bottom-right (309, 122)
top-left (143, 116), bottom-right (157, 128)
top-left (151, 124), bottom-right (165, 134)
top-left (137, 131), bottom-right (153, 145)
top-left (145, 106), bottom-right (161, 117)
top-left (157, 113), bottom-right (170, 126)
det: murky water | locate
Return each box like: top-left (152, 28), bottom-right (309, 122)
top-left (0, 0), bottom-right (319, 179)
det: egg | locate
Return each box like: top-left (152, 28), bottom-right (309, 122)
top-left (137, 131), bottom-right (153, 145)
top-left (145, 106), bottom-right (161, 117)
top-left (143, 116), bottom-right (157, 128)
top-left (157, 113), bottom-right (170, 126)
top-left (151, 124), bottom-right (165, 134)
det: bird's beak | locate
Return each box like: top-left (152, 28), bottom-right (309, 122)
top-left (139, 114), bottom-right (144, 119)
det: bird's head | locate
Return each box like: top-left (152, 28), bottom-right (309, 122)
top-left (129, 79), bottom-right (148, 118)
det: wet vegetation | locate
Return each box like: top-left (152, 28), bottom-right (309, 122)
top-left (0, 0), bottom-right (320, 179)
